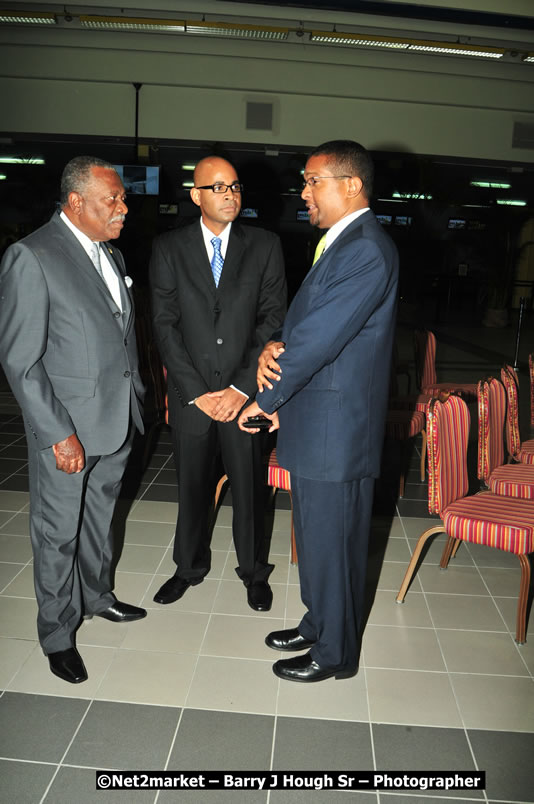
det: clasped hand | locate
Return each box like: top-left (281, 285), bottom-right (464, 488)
top-left (257, 340), bottom-right (285, 392)
top-left (195, 387), bottom-right (247, 422)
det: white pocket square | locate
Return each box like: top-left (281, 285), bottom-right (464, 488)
top-left (124, 276), bottom-right (133, 288)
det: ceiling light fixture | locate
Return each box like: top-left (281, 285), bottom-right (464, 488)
top-left (80, 16), bottom-right (185, 32)
top-left (0, 10), bottom-right (56, 24)
top-left (496, 199), bottom-right (527, 206)
top-left (186, 20), bottom-right (289, 40)
top-left (0, 156), bottom-right (45, 164)
top-left (470, 181), bottom-right (512, 189)
top-left (310, 30), bottom-right (504, 59)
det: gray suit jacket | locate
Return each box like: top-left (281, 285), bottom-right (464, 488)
top-left (0, 212), bottom-right (144, 455)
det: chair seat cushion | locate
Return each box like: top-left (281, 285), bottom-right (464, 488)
top-left (443, 491), bottom-right (534, 554)
top-left (489, 464), bottom-right (534, 499)
top-left (386, 410), bottom-right (425, 439)
top-left (518, 439), bottom-right (534, 465)
top-left (267, 448), bottom-right (291, 491)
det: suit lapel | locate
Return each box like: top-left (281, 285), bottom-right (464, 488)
top-left (187, 222), bottom-right (218, 298)
top-left (104, 242), bottom-right (133, 332)
top-left (303, 211), bottom-right (373, 281)
top-left (51, 214), bottom-right (129, 331)
top-left (217, 222), bottom-right (245, 293)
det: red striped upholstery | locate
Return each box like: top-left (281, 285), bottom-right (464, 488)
top-left (477, 378), bottom-right (506, 482)
top-left (443, 491), bottom-right (534, 554)
top-left (397, 393), bottom-right (533, 643)
top-left (414, 330), bottom-right (477, 400)
top-left (530, 353), bottom-right (534, 429)
top-left (267, 448), bottom-right (291, 491)
top-left (501, 365), bottom-right (534, 463)
top-left (427, 395), bottom-right (470, 515)
top-left (490, 464), bottom-right (534, 499)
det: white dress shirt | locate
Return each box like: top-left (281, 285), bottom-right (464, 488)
top-left (60, 211), bottom-right (122, 311)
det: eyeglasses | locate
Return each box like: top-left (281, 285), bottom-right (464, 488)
top-left (302, 175), bottom-right (351, 188)
top-left (195, 182), bottom-right (243, 194)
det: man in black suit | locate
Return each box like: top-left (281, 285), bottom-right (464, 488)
top-left (150, 156), bottom-right (286, 610)
top-left (0, 156), bottom-right (146, 684)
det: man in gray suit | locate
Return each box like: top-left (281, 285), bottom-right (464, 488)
top-left (0, 156), bottom-right (146, 684)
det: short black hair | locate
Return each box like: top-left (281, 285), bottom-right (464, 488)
top-left (60, 156), bottom-right (117, 206)
top-left (309, 140), bottom-right (374, 198)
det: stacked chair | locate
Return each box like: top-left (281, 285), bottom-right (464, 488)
top-left (501, 365), bottom-right (534, 464)
top-left (529, 353), bottom-right (534, 430)
top-left (396, 393), bottom-right (534, 644)
top-left (414, 329), bottom-right (477, 401)
top-left (478, 376), bottom-right (534, 499)
top-left (266, 449), bottom-right (297, 565)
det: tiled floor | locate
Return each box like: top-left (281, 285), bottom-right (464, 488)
top-left (1, 320), bottom-right (533, 803)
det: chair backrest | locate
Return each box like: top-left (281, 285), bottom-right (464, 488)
top-left (427, 394), bottom-right (470, 515)
top-left (501, 365), bottom-right (521, 459)
top-left (477, 377), bottom-right (506, 483)
top-left (529, 353), bottom-right (534, 428)
top-left (414, 329), bottom-right (437, 390)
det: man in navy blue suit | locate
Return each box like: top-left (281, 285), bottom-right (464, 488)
top-left (238, 140), bottom-right (398, 682)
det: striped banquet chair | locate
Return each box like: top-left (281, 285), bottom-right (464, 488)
top-left (478, 377), bottom-right (534, 499)
top-left (267, 448), bottom-right (297, 565)
top-left (385, 409), bottom-right (427, 497)
top-left (501, 365), bottom-right (534, 465)
top-left (414, 329), bottom-right (477, 401)
top-left (396, 394), bottom-right (534, 644)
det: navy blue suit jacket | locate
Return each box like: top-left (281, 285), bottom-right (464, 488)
top-left (259, 210), bottom-right (398, 482)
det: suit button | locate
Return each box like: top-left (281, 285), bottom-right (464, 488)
top-left (114, 311), bottom-right (121, 318)
top-left (216, 338), bottom-right (223, 345)
top-left (214, 371), bottom-right (221, 377)
top-left (124, 371), bottom-right (131, 378)
top-left (124, 339), bottom-right (128, 346)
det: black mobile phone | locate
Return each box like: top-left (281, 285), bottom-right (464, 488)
top-left (242, 415), bottom-right (272, 430)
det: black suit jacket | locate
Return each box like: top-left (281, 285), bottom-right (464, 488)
top-left (149, 219), bottom-right (287, 433)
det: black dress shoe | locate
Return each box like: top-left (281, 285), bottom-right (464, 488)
top-left (48, 647), bottom-right (88, 684)
top-left (265, 627), bottom-right (316, 652)
top-left (153, 576), bottom-right (192, 605)
top-left (247, 581), bottom-right (273, 611)
top-left (272, 652), bottom-right (357, 683)
top-left (96, 601), bottom-right (147, 622)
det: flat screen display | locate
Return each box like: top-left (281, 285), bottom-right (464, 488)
top-left (296, 209), bottom-right (310, 222)
top-left (376, 214), bottom-right (392, 226)
top-left (113, 165), bottom-right (159, 195)
top-left (240, 208), bottom-right (259, 219)
top-left (447, 218), bottom-right (466, 230)
top-left (394, 215), bottom-right (412, 227)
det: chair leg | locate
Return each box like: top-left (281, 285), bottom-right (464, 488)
top-left (439, 535), bottom-right (458, 568)
top-left (516, 554), bottom-right (531, 644)
top-left (396, 525), bottom-right (444, 602)
top-left (420, 429), bottom-right (427, 482)
top-left (214, 474), bottom-right (228, 508)
top-left (288, 490), bottom-right (297, 565)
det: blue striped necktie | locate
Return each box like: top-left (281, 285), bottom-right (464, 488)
top-left (210, 237), bottom-right (224, 287)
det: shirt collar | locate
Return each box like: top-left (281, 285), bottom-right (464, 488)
top-left (59, 210), bottom-right (98, 257)
top-left (200, 218), bottom-right (232, 258)
top-left (324, 207), bottom-right (370, 252)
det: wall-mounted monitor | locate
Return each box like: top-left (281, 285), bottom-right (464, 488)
top-left (296, 209), bottom-right (310, 222)
top-left (240, 208), bottom-right (258, 219)
top-left (394, 215), bottom-right (413, 227)
top-left (113, 165), bottom-right (159, 195)
top-left (376, 214), bottom-right (392, 226)
top-left (468, 220), bottom-right (486, 231)
top-left (447, 218), bottom-right (466, 230)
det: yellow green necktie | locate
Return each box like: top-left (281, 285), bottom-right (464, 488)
top-left (312, 234), bottom-right (327, 265)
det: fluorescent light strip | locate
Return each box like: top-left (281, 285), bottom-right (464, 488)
top-left (470, 181), bottom-right (511, 189)
top-left (182, 181), bottom-right (194, 188)
top-left (186, 21), bottom-right (288, 40)
top-left (496, 199), bottom-right (526, 206)
top-left (80, 16), bottom-right (185, 32)
top-left (181, 164), bottom-right (196, 171)
top-left (523, 55), bottom-right (534, 62)
top-left (0, 174), bottom-right (6, 180)
top-left (310, 30), bottom-right (504, 59)
top-left (0, 11), bottom-right (55, 24)
top-left (0, 157), bottom-right (45, 164)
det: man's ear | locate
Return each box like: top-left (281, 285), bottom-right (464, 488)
top-left (190, 187), bottom-right (201, 208)
top-left (347, 176), bottom-right (363, 198)
top-left (67, 191), bottom-right (83, 216)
